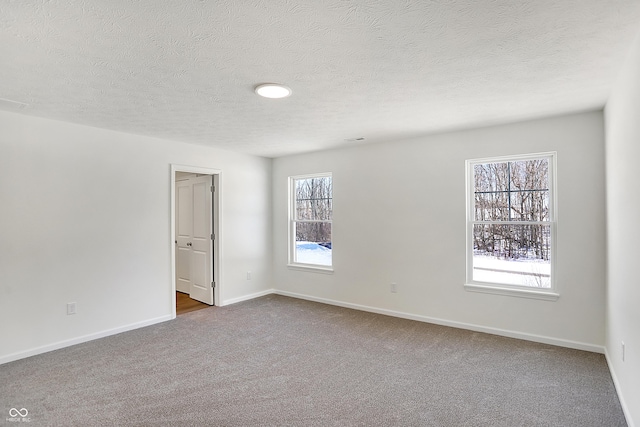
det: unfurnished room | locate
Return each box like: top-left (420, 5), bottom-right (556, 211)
top-left (1, 1), bottom-right (640, 426)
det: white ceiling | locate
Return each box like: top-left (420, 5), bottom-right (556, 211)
top-left (2, 1), bottom-right (640, 158)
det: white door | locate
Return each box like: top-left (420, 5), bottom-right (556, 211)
top-left (175, 175), bottom-right (214, 305)
top-left (175, 180), bottom-right (192, 294)
top-left (188, 175), bottom-right (214, 305)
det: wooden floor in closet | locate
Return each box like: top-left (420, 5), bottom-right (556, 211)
top-left (176, 291), bottom-right (210, 315)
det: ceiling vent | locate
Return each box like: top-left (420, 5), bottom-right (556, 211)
top-left (0, 97), bottom-right (29, 110)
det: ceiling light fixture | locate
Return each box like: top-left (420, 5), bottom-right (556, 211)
top-left (255, 83), bottom-right (292, 99)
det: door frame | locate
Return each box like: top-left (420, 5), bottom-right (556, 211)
top-left (170, 164), bottom-right (221, 318)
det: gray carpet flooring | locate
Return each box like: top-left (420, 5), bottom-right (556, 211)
top-left (1, 294), bottom-right (626, 426)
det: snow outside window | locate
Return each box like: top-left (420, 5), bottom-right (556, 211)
top-left (465, 153), bottom-right (558, 300)
top-left (289, 173), bottom-right (332, 270)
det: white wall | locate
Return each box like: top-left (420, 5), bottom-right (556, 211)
top-left (604, 29), bottom-right (640, 427)
top-left (273, 111), bottom-right (606, 351)
top-left (0, 111), bottom-right (272, 363)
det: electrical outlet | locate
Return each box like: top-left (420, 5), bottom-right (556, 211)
top-left (247, 271), bottom-right (252, 280)
top-left (390, 283), bottom-right (397, 293)
top-left (622, 341), bottom-right (625, 362)
top-left (67, 302), bottom-right (77, 315)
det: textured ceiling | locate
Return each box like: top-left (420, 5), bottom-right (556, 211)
top-left (1, 1), bottom-right (640, 158)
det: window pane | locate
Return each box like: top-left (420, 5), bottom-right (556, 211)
top-left (509, 159), bottom-right (548, 192)
top-left (474, 162), bottom-right (510, 221)
top-left (294, 222), bottom-right (331, 266)
top-left (475, 190), bottom-right (510, 221)
top-left (508, 159), bottom-right (549, 221)
top-left (509, 189), bottom-right (549, 221)
top-left (474, 162), bottom-right (509, 193)
top-left (472, 224), bottom-right (551, 288)
top-left (474, 159), bottom-right (549, 222)
top-left (295, 177), bottom-right (332, 220)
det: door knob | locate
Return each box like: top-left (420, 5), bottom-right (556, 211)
top-left (187, 242), bottom-right (192, 246)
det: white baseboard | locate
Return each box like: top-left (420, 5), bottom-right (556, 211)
top-left (273, 290), bottom-right (605, 354)
top-left (1, 289), bottom-right (606, 368)
top-left (220, 289), bottom-right (275, 306)
top-left (1, 288), bottom-right (275, 365)
top-left (0, 315), bottom-right (172, 365)
top-left (605, 349), bottom-right (635, 427)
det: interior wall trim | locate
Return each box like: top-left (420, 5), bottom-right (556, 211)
top-left (0, 315), bottom-right (172, 365)
top-left (273, 290), bottom-right (605, 354)
top-left (220, 289), bottom-right (275, 306)
top-left (605, 349), bottom-right (635, 427)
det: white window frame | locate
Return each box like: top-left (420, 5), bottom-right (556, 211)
top-left (288, 172), bottom-right (333, 273)
top-left (465, 152), bottom-right (559, 301)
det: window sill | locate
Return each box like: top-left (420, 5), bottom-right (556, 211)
top-left (464, 282), bottom-right (559, 301)
top-left (287, 264), bottom-right (334, 274)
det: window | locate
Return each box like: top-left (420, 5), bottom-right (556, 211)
top-left (465, 153), bottom-right (558, 300)
top-left (289, 173), bottom-right (333, 270)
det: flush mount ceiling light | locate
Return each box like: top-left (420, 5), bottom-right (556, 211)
top-left (254, 83), bottom-right (292, 99)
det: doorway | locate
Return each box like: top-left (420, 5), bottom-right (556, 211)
top-left (170, 165), bottom-right (221, 318)
top-left (176, 291), bottom-right (209, 315)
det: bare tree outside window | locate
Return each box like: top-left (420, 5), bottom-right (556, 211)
top-left (290, 174), bottom-right (332, 267)
top-left (468, 155), bottom-right (555, 289)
